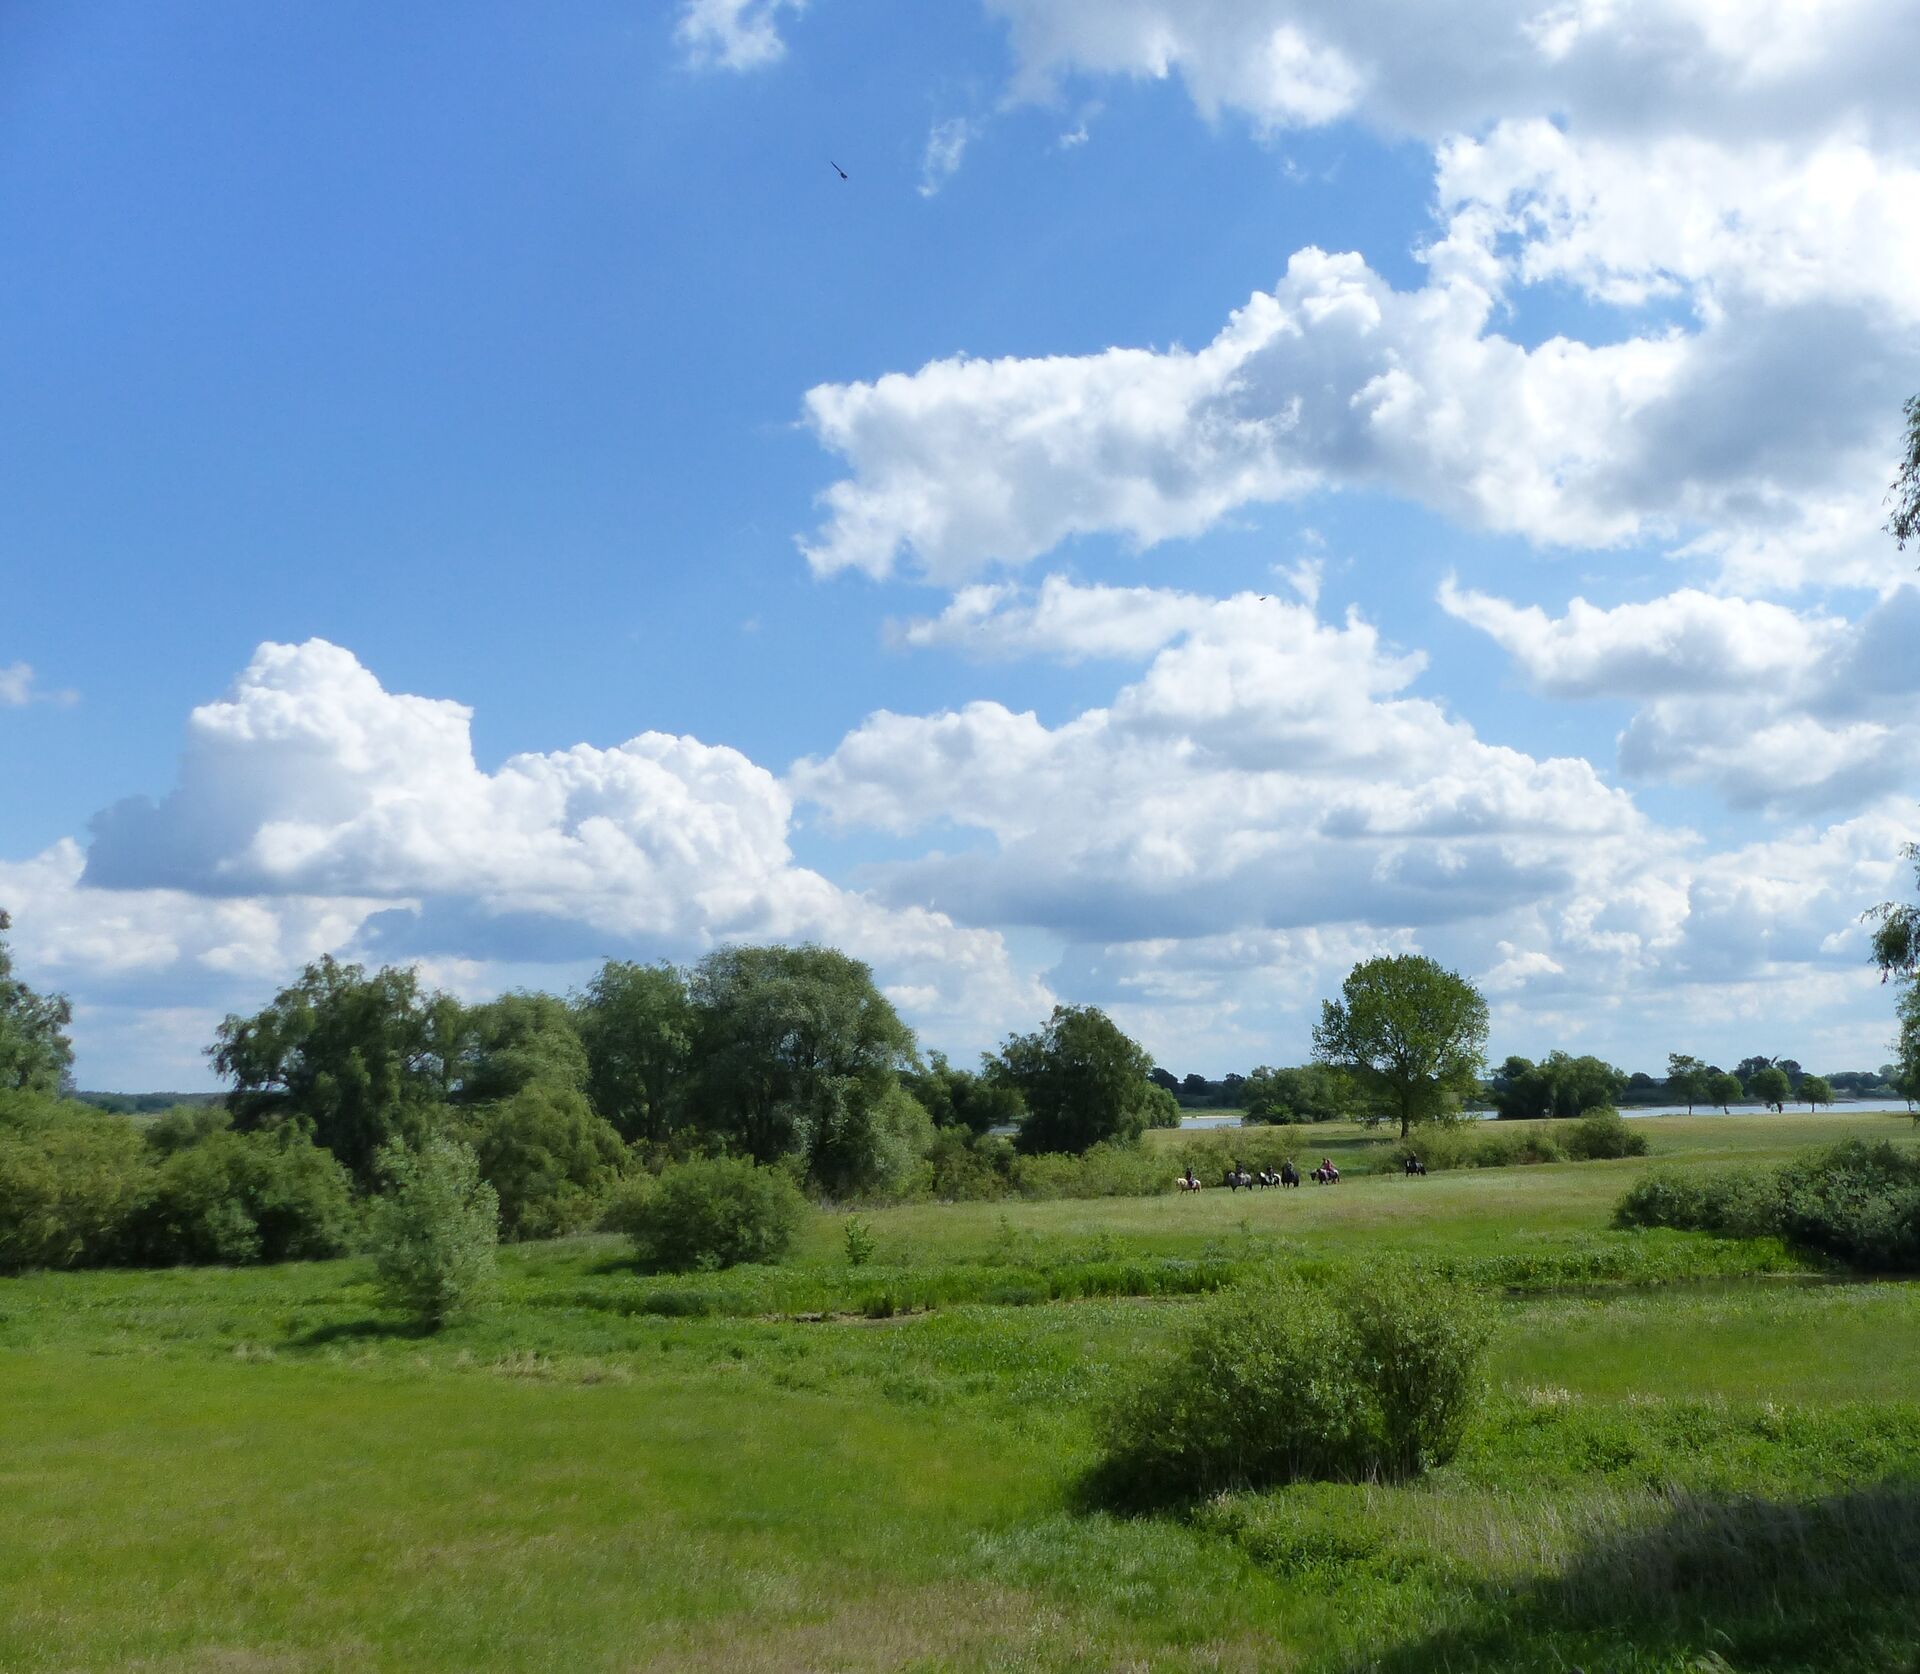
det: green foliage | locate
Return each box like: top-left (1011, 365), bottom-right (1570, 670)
top-left (1783, 1140), bottom-right (1920, 1271)
top-left (1142, 1083), bottom-right (1181, 1129)
top-left (1489, 1051), bottom-right (1628, 1120)
top-left (1562, 1107), bottom-right (1650, 1160)
top-left (922, 1127), bottom-right (1015, 1200)
top-left (1799, 1073), bottom-right (1835, 1111)
top-left (0, 909), bottom-right (74, 1095)
top-left (902, 1051), bottom-right (1025, 1135)
top-left (1009, 1138), bottom-right (1171, 1199)
top-left (1241, 1062), bottom-right (1354, 1123)
top-left (1313, 954), bottom-right (1489, 1139)
top-left (575, 960), bottom-right (693, 1144)
top-left (129, 1122), bottom-right (357, 1266)
top-left (368, 1136), bottom-right (498, 1327)
top-left (619, 1155), bottom-right (806, 1273)
top-left (842, 1215), bottom-right (876, 1267)
top-left (1706, 1068), bottom-right (1745, 1111)
top-left (994, 1004), bottom-right (1158, 1155)
top-left (1615, 1164), bottom-right (1792, 1239)
top-left (1406, 1123), bottom-right (1566, 1171)
top-left (466, 1083), bottom-right (628, 1241)
top-left (212, 955), bottom-right (449, 1187)
top-left (1665, 1052), bottom-right (1709, 1112)
top-left (1094, 1271), bottom-right (1487, 1505)
top-left (1897, 986), bottom-right (1920, 1112)
top-left (685, 945), bottom-right (916, 1191)
top-left (808, 1078), bottom-right (933, 1201)
top-left (1748, 1064), bottom-right (1793, 1112)
top-left (0, 1101), bottom-right (146, 1270)
top-left (1888, 390), bottom-right (1920, 550)
top-left (452, 992), bottom-right (589, 1105)
top-left (142, 1102), bottom-right (233, 1155)
top-left (1618, 1141), bottom-right (1920, 1272)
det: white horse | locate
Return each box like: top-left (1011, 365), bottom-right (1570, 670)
top-left (1176, 1174), bottom-right (1204, 1192)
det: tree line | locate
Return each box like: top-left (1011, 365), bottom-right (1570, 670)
top-left (0, 921), bottom-right (1189, 1271)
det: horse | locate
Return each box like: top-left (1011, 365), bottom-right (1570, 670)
top-left (1255, 1167), bottom-right (1279, 1189)
top-left (1312, 1163), bottom-right (1340, 1185)
top-left (1403, 1154), bottom-right (1428, 1177)
top-left (1176, 1173), bottom-right (1204, 1192)
top-left (1280, 1160), bottom-right (1301, 1188)
top-left (1223, 1167), bottom-right (1253, 1191)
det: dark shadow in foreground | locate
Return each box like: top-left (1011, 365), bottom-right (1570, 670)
top-left (1365, 1482), bottom-right (1920, 1673)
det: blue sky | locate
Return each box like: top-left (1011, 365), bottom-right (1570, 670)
top-left (4, 0), bottom-right (1918, 1088)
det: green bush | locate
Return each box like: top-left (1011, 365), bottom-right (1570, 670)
top-left (467, 1084), bottom-right (628, 1241)
top-left (1563, 1107), bottom-right (1650, 1161)
top-left (129, 1124), bottom-right (357, 1266)
top-left (1616, 1165), bottom-right (1791, 1240)
top-left (923, 1128), bottom-right (1013, 1201)
top-left (620, 1155), bottom-right (807, 1272)
top-left (1011, 1139), bottom-right (1172, 1200)
top-left (0, 1111), bottom-right (148, 1271)
top-left (1405, 1123), bottom-right (1566, 1172)
top-left (1093, 1271), bottom-right (1487, 1506)
top-left (1170, 1127), bottom-right (1311, 1178)
top-left (1782, 1141), bottom-right (1920, 1271)
top-left (368, 1136), bottom-right (499, 1327)
top-left (1614, 1143), bottom-right (1920, 1270)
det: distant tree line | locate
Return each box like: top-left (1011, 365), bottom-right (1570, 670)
top-left (1, 912), bottom-right (1184, 1275)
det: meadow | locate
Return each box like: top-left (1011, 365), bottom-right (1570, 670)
top-left (3, 1110), bottom-right (1918, 1672)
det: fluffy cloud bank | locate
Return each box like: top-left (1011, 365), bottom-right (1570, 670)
top-left (798, 576), bottom-right (1911, 1068)
top-left (798, 1), bottom-right (1918, 593)
top-left (3, 640), bottom-right (1047, 1079)
top-left (1444, 581), bottom-right (1920, 812)
top-left (803, 245), bottom-right (1911, 589)
top-left (984, 0), bottom-right (1920, 144)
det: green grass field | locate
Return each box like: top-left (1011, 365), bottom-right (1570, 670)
top-left (4, 1111), bottom-right (1918, 1672)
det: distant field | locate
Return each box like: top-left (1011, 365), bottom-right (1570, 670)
top-left (4, 1110), bottom-right (1918, 1672)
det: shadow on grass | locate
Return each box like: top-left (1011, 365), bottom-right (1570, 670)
top-left (1369, 1482), bottom-right (1920, 1673)
top-left (289, 1316), bottom-right (437, 1347)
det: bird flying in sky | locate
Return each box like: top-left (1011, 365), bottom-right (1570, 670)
top-left (831, 160), bottom-right (848, 180)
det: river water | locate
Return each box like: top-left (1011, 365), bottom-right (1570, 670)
top-left (1178, 1100), bottom-right (1915, 1130)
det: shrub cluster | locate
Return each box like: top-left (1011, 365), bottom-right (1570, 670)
top-left (1010, 1139), bottom-right (1173, 1200)
top-left (1616, 1140), bottom-right (1920, 1271)
top-left (1562, 1107), bottom-right (1651, 1161)
top-left (612, 1155), bottom-right (808, 1273)
top-left (1404, 1110), bottom-right (1648, 1173)
top-left (0, 1096), bottom-right (355, 1272)
top-left (1094, 1271), bottom-right (1488, 1506)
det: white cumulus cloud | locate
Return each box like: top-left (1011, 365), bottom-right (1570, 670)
top-left (18, 639), bottom-right (1049, 1070)
top-left (1443, 581), bottom-right (1920, 812)
top-left (676, 0), bottom-right (805, 71)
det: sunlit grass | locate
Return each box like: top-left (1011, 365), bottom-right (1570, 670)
top-left (4, 1112), bottom-right (1919, 1670)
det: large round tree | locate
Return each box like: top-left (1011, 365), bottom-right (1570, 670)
top-left (1312, 955), bottom-right (1489, 1140)
top-left (993, 1004), bottom-right (1157, 1155)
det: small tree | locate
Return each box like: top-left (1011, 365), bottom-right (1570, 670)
top-left (1748, 1065), bottom-right (1792, 1113)
top-left (1666, 1053), bottom-right (1708, 1114)
top-left (1800, 1074), bottom-right (1835, 1112)
top-left (1313, 956), bottom-right (1489, 1140)
top-left (369, 1136), bottom-right (498, 1328)
top-left (1706, 1069), bottom-right (1743, 1113)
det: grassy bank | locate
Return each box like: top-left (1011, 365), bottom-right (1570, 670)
top-left (4, 1112), bottom-right (1918, 1671)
